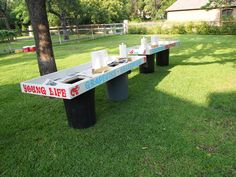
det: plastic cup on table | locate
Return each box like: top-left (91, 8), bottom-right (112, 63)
top-left (91, 51), bottom-right (101, 70)
top-left (99, 50), bottom-right (108, 67)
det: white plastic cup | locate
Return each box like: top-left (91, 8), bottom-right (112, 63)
top-left (91, 51), bottom-right (101, 69)
top-left (141, 37), bottom-right (147, 46)
top-left (141, 37), bottom-right (148, 50)
top-left (151, 36), bottom-right (158, 46)
top-left (119, 43), bottom-right (127, 58)
top-left (99, 50), bottom-right (108, 67)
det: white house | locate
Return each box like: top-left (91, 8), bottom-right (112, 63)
top-left (166, 0), bottom-right (236, 23)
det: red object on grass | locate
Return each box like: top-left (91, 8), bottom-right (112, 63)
top-left (29, 45), bottom-right (36, 52)
top-left (23, 46), bottom-right (30, 52)
top-left (23, 45), bottom-right (36, 52)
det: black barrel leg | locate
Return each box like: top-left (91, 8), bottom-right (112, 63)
top-left (107, 73), bottom-right (128, 101)
top-left (156, 49), bottom-right (169, 66)
top-left (139, 54), bottom-right (155, 73)
top-left (63, 89), bottom-right (96, 129)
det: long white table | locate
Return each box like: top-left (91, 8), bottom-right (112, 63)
top-left (21, 56), bottom-right (145, 128)
top-left (128, 40), bottom-right (180, 73)
top-left (20, 39), bottom-right (180, 129)
top-left (21, 56), bottom-right (145, 99)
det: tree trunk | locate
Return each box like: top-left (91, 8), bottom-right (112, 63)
top-left (61, 12), bottom-right (69, 41)
top-left (25, 0), bottom-right (57, 76)
top-left (0, 7), bottom-right (11, 29)
top-left (3, 14), bottom-right (10, 30)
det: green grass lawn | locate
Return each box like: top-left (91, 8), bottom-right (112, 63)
top-left (0, 34), bottom-right (236, 176)
top-left (0, 32), bottom-right (111, 53)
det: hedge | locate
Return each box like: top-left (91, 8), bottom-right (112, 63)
top-left (128, 22), bottom-right (236, 35)
top-left (0, 30), bottom-right (17, 42)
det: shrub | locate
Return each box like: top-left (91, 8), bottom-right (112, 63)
top-left (128, 22), bottom-right (236, 35)
top-left (208, 25), bottom-right (221, 35)
top-left (195, 22), bottom-right (208, 34)
top-left (128, 26), bottom-right (147, 34)
top-left (145, 26), bottom-right (156, 34)
top-left (0, 30), bottom-right (17, 42)
top-left (169, 24), bottom-right (186, 34)
top-left (220, 23), bottom-right (236, 35)
top-left (185, 22), bottom-right (195, 34)
top-left (177, 24), bottom-right (187, 34)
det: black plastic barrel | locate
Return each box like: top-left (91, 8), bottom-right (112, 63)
top-left (106, 73), bottom-right (128, 101)
top-left (139, 54), bottom-right (155, 73)
top-left (63, 88), bottom-right (96, 129)
top-left (156, 49), bottom-right (169, 66)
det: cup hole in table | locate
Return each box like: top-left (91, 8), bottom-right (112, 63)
top-left (64, 77), bottom-right (85, 84)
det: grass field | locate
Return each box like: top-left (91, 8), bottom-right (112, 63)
top-left (0, 32), bottom-right (113, 53)
top-left (0, 34), bottom-right (236, 177)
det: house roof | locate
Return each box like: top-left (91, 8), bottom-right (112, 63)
top-left (166, 0), bottom-right (236, 12)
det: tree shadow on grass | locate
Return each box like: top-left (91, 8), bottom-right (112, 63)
top-left (208, 91), bottom-right (236, 116)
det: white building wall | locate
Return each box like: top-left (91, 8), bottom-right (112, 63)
top-left (167, 9), bottom-right (221, 22)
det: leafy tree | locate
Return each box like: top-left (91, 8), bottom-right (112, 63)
top-left (127, 0), bottom-right (176, 21)
top-left (144, 0), bottom-right (161, 19)
top-left (47, 13), bottom-right (60, 26)
top-left (144, 0), bottom-right (176, 20)
top-left (0, 0), bottom-right (30, 31)
top-left (80, 0), bottom-right (106, 24)
top-left (0, 0), bottom-right (11, 29)
top-left (12, 0), bottom-right (30, 30)
top-left (80, 0), bottom-right (128, 24)
top-left (203, 0), bottom-right (235, 8)
top-left (128, 0), bottom-right (147, 20)
top-left (202, 0), bottom-right (236, 24)
top-left (25, 0), bottom-right (57, 75)
top-left (157, 0), bottom-right (177, 19)
top-left (100, 0), bottom-right (128, 22)
top-left (47, 0), bottom-right (81, 40)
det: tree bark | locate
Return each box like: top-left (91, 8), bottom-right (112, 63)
top-left (4, 18), bottom-right (10, 29)
top-left (2, 13), bottom-right (10, 29)
top-left (47, 1), bottom-right (69, 41)
top-left (61, 12), bottom-right (69, 41)
top-left (0, 5), bottom-right (10, 29)
top-left (25, 0), bottom-right (57, 76)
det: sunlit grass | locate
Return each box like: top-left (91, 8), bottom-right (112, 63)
top-left (0, 34), bottom-right (236, 176)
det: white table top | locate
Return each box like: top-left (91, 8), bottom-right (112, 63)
top-left (128, 40), bottom-right (180, 55)
top-left (20, 56), bottom-right (145, 99)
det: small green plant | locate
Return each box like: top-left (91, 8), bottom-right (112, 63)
top-left (169, 24), bottom-right (186, 34)
top-left (221, 23), bottom-right (236, 35)
top-left (184, 22), bottom-right (195, 34)
top-left (128, 26), bottom-right (147, 34)
top-left (0, 30), bottom-right (17, 42)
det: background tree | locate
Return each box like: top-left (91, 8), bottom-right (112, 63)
top-left (127, 0), bottom-right (176, 21)
top-left (47, 0), bottom-right (81, 40)
top-left (100, 0), bottom-right (128, 23)
top-left (202, 0), bottom-right (236, 25)
top-left (134, 0), bottom-right (146, 20)
top-left (0, 0), bottom-right (11, 29)
top-left (157, 0), bottom-right (177, 19)
top-left (12, 0), bottom-right (30, 31)
top-left (144, 0), bottom-right (161, 19)
top-left (25, 0), bottom-right (57, 75)
top-left (203, 0), bottom-right (235, 8)
top-left (1, 0), bottom-right (179, 30)
top-left (80, 0), bottom-right (128, 24)
top-left (143, 0), bottom-right (176, 20)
